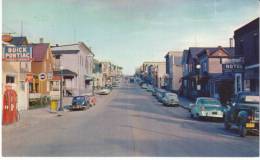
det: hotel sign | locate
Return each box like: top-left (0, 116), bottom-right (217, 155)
top-left (222, 63), bottom-right (244, 73)
top-left (3, 46), bottom-right (33, 61)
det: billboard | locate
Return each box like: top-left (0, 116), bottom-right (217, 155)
top-left (2, 45), bottom-right (33, 61)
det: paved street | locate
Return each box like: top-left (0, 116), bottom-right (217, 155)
top-left (2, 81), bottom-right (259, 157)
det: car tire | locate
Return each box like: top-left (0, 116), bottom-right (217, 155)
top-left (239, 124), bottom-right (247, 137)
top-left (224, 121), bottom-right (231, 130)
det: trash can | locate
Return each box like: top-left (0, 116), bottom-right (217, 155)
top-left (50, 100), bottom-right (58, 113)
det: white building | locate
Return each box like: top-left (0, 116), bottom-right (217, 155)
top-left (51, 42), bottom-right (94, 96)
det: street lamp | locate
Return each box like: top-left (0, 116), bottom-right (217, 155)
top-left (59, 66), bottom-right (64, 112)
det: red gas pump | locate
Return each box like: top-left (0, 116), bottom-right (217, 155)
top-left (2, 88), bottom-right (18, 125)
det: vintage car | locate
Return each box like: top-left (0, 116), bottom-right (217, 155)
top-left (162, 92), bottom-right (179, 107)
top-left (224, 92), bottom-right (259, 137)
top-left (96, 87), bottom-right (112, 95)
top-left (71, 96), bottom-right (90, 110)
top-left (156, 89), bottom-right (167, 103)
top-left (146, 85), bottom-right (155, 92)
top-left (190, 97), bottom-right (225, 120)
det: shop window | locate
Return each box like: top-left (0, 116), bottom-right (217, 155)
top-left (6, 76), bottom-right (15, 83)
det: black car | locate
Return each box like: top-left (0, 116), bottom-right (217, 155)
top-left (71, 96), bottom-right (90, 110)
top-left (224, 92), bottom-right (259, 137)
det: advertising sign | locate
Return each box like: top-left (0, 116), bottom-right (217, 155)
top-left (3, 45), bottom-right (33, 61)
top-left (222, 63), bottom-right (244, 73)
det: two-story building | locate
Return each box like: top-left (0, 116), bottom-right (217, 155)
top-left (234, 17), bottom-right (259, 93)
top-left (2, 36), bottom-right (31, 110)
top-left (51, 42), bottom-right (95, 96)
top-left (197, 46), bottom-right (235, 98)
top-left (164, 51), bottom-right (183, 92)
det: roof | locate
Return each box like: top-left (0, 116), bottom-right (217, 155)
top-left (9, 36), bottom-right (28, 45)
top-left (32, 43), bottom-right (49, 62)
top-left (53, 69), bottom-right (77, 77)
top-left (189, 47), bottom-right (205, 58)
top-left (197, 47), bottom-right (235, 58)
top-left (52, 50), bottom-right (79, 55)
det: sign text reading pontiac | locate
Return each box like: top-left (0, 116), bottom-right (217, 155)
top-left (3, 46), bottom-right (33, 61)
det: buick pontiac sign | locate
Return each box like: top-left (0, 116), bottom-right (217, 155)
top-left (3, 45), bottom-right (33, 61)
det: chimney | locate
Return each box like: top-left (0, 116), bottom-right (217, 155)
top-left (39, 37), bottom-right (44, 43)
top-left (229, 38), bottom-right (233, 48)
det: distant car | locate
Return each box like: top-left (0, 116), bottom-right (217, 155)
top-left (141, 83), bottom-right (148, 89)
top-left (152, 87), bottom-right (158, 96)
top-left (96, 87), bottom-right (111, 95)
top-left (190, 97), bottom-right (225, 120)
top-left (71, 96), bottom-right (90, 110)
top-left (224, 92), bottom-right (259, 137)
top-left (105, 84), bottom-right (113, 90)
top-left (146, 85), bottom-right (154, 92)
top-left (162, 92), bottom-right (179, 107)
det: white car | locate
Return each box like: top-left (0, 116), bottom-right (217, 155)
top-left (162, 93), bottom-right (179, 106)
top-left (96, 88), bottom-right (111, 95)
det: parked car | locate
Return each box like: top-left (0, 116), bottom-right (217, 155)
top-left (71, 96), bottom-right (90, 110)
top-left (152, 87), bottom-right (158, 96)
top-left (141, 83), bottom-right (148, 89)
top-left (146, 85), bottom-right (154, 92)
top-left (224, 92), bottom-right (259, 137)
top-left (190, 97), bottom-right (225, 120)
top-left (156, 89), bottom-right (167, 103)
top-left (162, 92), bottom-right (179, 107)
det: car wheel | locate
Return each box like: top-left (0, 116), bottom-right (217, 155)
top-left (224, 121), bottom-right (231, 130)
top-left (239, 124), bottom-right (247, 137)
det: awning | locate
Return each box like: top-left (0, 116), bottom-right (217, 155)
top-left (85, 75), bottom-right (94, 81)
top-left (53, 69), bottom-right (77, 79)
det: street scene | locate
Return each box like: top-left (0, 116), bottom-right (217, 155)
top-left (2, 0), bottom-right (260, 158)
top-left (2, 80), bottom-right (259, 156)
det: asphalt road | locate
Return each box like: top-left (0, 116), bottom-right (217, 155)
top-left (2, 81), bottom-right (259, 157)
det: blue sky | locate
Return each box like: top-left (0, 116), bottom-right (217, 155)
top-left (3, 0), bottom-right (259, 74)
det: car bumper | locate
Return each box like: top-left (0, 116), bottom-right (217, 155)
top-left (199, 111), bottom-right (223, 118)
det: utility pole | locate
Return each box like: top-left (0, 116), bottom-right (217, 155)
top-left (21, 21), bottom-right (23, 36)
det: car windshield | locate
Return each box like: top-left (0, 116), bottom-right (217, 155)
top-left (199, 99), bottom-right (221, 105)
top-left (166, 93), bottom-right (177, 98)
top-left (72, 97), bottom-right (85, 104)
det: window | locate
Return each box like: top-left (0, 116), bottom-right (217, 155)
top-left (6, 76), bottom-right (15, 83)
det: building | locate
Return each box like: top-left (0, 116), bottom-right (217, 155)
top-left (2, 36), bottom-right (31, 110)
top-left (234, 17), bottom-right (259, 93)
top-left (51, 42), bottom-right (95, 96)
top-left (30, 43), bottom-right (56, 97)
top-left (142, 61), bottom-right (166, 88)
top-left (164, 51), bottom-right (183, 92)
top-left (93, 59), bottom-right (103, 88)
top-left (197, 46), bottom-right (235, 98)
top-left (180, 47), bottom-right (205, 99)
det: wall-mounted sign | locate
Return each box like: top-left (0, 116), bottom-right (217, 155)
top-left (222, 63), bottom-right (244, 73)
top-left (3, 45), bottom-right (32, 61)
top-left (39, 73), bottom-right (47, 81)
